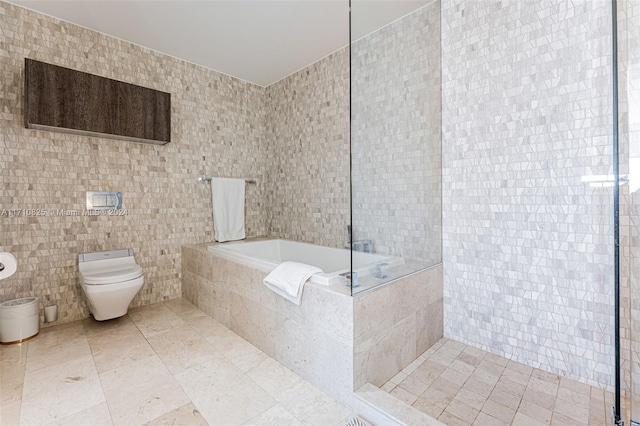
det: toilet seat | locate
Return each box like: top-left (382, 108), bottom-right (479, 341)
top-left (82, 265), bottom-right (143, 285)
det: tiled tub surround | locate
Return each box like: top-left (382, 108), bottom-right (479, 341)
top-left (351, 0), bottom-right (442, 267)
top-left (354, 264), bottom-right (443, 390)
top-left (181, 243), bottom-right (443, 408)
top-left (182, 243), bottom-right (355, 406)
top-left (0, 2), bottom-right (269, 324)
top-left (441, 0), bottom-right (616, 390)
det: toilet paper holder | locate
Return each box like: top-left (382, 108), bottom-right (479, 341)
top-left (0, 252), bottom-right (18, 280)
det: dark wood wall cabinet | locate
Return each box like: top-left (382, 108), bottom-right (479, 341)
top-left (24, 59), bottom-right (171, 145)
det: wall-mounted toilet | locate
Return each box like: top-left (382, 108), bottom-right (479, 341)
top-left (78, 249), bottom-right (144, 321)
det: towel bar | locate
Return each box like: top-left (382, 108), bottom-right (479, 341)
top-left (198, 176), bottom-right (256, 184)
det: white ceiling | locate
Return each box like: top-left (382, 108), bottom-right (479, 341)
top-left (9, 0), bottom-right (429, 87)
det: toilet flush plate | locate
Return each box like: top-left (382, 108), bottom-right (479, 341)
top-left (86, 191), bottom-right (122, 210)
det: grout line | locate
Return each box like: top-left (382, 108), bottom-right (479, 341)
top-left (91, 353), bottom-right (115, 426)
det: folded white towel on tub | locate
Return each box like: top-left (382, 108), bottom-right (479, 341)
top-left (263, 261), bottom-right (323, 305)
top-left (211, 177), bottom-right (245, 242)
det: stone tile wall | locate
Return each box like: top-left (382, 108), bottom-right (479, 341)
top-left (265, 0), bottom-right (443, 264)
top-left (0, 2), bottom-right (269, 324)
top-left (265, 51), bottom-right (350, 249)
top-left (351, 1), bottom-right (442, 265)
top-left (0, 1), bottom-right (436, 329)
top-left (441, 0), bottom-right (616, 390)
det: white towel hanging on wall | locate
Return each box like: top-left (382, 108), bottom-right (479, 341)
top-left (211, 178), bottom-right (246, 242)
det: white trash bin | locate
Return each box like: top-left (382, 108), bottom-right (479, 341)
top-left (0, 297), bottom-right (39, 344)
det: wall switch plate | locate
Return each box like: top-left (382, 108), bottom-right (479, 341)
top-left (86, 191), bottom-right (122, 210)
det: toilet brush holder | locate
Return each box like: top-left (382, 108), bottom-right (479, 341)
top-left (44, 305), bottom-right (58, 323)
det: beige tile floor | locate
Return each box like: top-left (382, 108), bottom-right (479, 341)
top-left (381, 338), bottom-right (611, 426)
top-left (0, 298), bottom-right (354, 426)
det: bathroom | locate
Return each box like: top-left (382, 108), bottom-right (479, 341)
top-left (0, 0), bottom-right (639, 425)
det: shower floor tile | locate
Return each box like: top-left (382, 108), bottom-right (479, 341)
top-left (381, 338), bottom-right (611, 426)
top-left (1, 299), bottom-right (354, 426)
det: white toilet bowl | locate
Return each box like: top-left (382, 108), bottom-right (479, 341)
top-left (79, 249), bottom-right (144, 321)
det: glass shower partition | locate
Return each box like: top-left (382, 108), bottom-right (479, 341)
top-left (349, 0), bottom-right (442, 295)
top-left (624, 0), bottom-right (640, 422)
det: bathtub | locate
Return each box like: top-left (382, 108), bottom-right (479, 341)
top-left (183, 241), bottom-right (442, 409)
top-left (207, 239), bottom-right (403, 286)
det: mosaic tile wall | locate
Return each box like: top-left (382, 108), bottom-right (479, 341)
top-left (265, 51), bottom-right (350, 249)
top-left (351, 1), bottom-right (442, 265)
top-left (0, 1), bottom-right (433, 327)
top-left (0, 2), bottom-right (269, 325)
top-left (266, 3), bottom-right (441, 260)
top-left (441, 0), bottom-right (616, 389)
